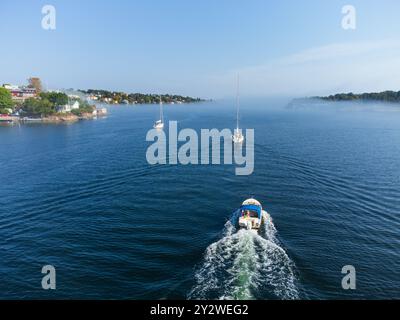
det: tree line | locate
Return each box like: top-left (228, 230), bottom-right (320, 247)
top-left (315, 91), bottom-right (400, 103)
top-left (80, 89), bottom-right (203, 104)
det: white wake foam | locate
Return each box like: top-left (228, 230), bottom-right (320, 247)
top-left (188, 211), bottom-right (299, 300)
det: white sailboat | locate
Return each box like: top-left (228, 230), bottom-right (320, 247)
top-left (153, 96), bottom-right (164, 129)
top-left (232, 76), bottom-right (244, 144)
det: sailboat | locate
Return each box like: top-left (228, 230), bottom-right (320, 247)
top-left (153, 96), bottom-right (164, 129)
top-left (232, 76), bottom-right (244, 144)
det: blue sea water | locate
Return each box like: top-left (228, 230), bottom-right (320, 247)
top-left (0, 99), bottom-right (399, 299)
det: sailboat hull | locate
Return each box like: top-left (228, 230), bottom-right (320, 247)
top-left (153, 97), bottom-right (164, 129)
top-left (232, 135), bottom-right (244, 143)
top-left (232, 129), bottom-right (244, 143)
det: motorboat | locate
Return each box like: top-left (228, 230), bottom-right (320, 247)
top-left (238, 198), bottom-right (265, 232)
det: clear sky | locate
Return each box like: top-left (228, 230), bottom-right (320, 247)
top-left (1, 0), bottom-right (400, 98)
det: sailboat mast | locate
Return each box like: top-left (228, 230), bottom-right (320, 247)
top-left (159, 96), bottom-right (163, 122)
top-left (236, 75), bottom-right (240, 130)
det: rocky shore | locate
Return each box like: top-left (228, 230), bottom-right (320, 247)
top-left (9, 108), bottom-right (108, 124)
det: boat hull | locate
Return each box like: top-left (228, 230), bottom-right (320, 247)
top-left (153, 122), bottom-right (164, 129)
top-left (232, 133), bottom-right (244, 144)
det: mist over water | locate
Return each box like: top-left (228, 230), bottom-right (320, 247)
top-left (0, 99), bottom-right (399, 299)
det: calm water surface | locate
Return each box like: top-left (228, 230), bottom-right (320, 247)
top-left (0, 99), bottom-right (399, 299)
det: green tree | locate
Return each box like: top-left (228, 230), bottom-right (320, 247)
top-left (71, 99), bottom-right (95, 116)
top-left (23, 98), bottom-right (55, 116)
top-left (40, 92), bottom-right (68, 106)
top-left (0, 87), bottom-right (14, 113)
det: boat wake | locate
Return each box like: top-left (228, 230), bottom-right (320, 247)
top-left (188, 211), bottom-right (299, 300)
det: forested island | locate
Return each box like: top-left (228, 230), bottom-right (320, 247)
top-left (0, 86), bottom-right (105, 123)
top-left (288, 90), bottom-right (400, 109)
top-left (79, 89), bottom-right (204, 105)
top-left (314, 90), bottom-right (400, 103)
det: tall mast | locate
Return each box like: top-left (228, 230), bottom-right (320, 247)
top-left (159, 96), bottom-right (163, 122)
top-left (236, 75), bottom-right (240, 130)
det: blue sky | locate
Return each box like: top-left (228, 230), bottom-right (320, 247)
top-left (1, 0), bottom-right (400, 98)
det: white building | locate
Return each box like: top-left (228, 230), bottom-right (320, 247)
top-left (57, 105), bottom-right (71, 113)
top-left (3, 84), bottom-right (19, 90)
top-left (68, 94), bottom-right (81, 100)
top-left (57, 101), bottom-right (79, 113)
top-left (71, 101), bottom-right (80, 110)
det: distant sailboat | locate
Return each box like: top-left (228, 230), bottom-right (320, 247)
top-left (154, 96), bottom-right (164, 129)
top-left (232, 76), bottom-right (244, 144)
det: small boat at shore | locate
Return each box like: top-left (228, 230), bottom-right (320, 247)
top-left (0, 115), bottom-right (16, 123)
top-left (238, 198), bottom-right (266, 232)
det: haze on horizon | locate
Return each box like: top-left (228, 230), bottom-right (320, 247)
top-left (1, 0), bottom-right (400, 99)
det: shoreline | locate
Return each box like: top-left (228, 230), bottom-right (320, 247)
top-left (0, 109), bottom-right (107, 124)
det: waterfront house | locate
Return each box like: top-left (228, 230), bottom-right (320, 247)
top-left (3, 84), bottom-right (37, 102)
top-left (56, 101), bottom-right (79, 113)
top-left (71, 101), bottom-right (80, 110)
top-left (57, 104), bottom-right (72, 113)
